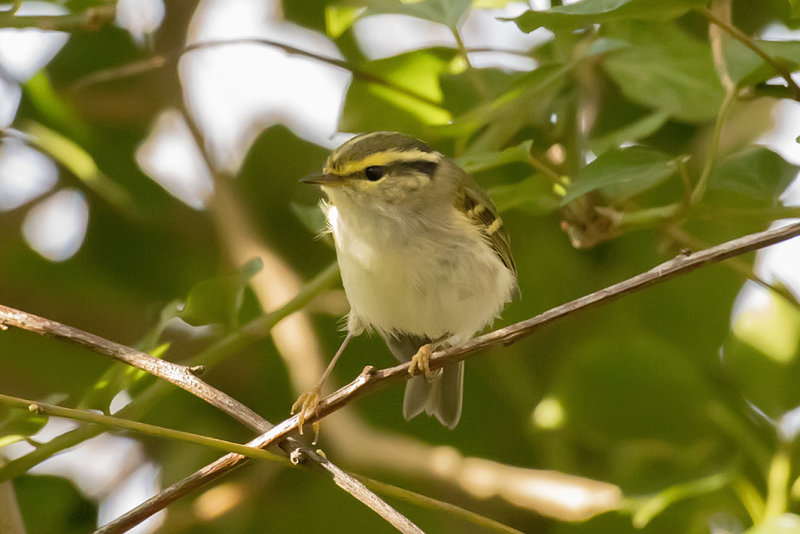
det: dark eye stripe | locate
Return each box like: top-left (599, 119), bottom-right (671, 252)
top-left (392, 160), bottom-right (438, 177)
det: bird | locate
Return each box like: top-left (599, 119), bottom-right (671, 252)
top-left (294, 131), bottom-right (517, 431)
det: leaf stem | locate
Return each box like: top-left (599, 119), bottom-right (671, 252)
top-left (690, 87), bottom-right (737, 205)
top-left (699, 7), bottom-right (800, 100)
top-left (0, 393), bottom-right (282, 463)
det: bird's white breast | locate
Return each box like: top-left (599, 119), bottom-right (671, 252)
top-left (325, 200), bottom-right (515, 344)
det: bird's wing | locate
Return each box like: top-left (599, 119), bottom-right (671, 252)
top-left (455, 174), bottom-right (517, 277)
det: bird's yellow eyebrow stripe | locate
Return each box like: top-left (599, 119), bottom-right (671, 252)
top-left (325, 150), bottom-right (439, 176)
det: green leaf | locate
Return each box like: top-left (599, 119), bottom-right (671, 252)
top-left (707, 146), bottom-right (799, 208)
top-left (455, 140), bottom-right (532, 173)
top-left (290, 201), bottom-right (328, 236)
top-left (745, 514), bottom-right (800, 534)
top-left (724, 38), bottom-right (800, 87)
top-left (488, 175), bottom-right (559, 215)
top-left (436, 63), bottom-right (571, 150)
top-left (562, 146), bottom-right (678, 204)
top-left (179, 258), bottom-right (264, 327)
top-left (603, 22), bottom-right (725, 122)
top-left (340, 48), bottom-right (454, 136)
top-left (365, 0), bottom-right (473, 28)
top-left (510, 0), bottom-right (704, 33)
top-left (723, 291), bottom-right (800, 422)
top-left (325, 5), bottom-right (366, 37)
top-left (792, 0), bottom-right (800, 19)
top-left (0, 393), bottom-right (67, 445)
top-left (590, 110), bottom-right (670, 155)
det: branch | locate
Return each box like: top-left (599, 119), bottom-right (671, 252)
top-left (0, 5), bottom-right (115, 31)
top-left (0, 273), bottom-right (421, 533)
top-left (71, 38), bottom-right (446, 111)
top-left (0, 262), bottom-right (339, 482)
top-left (114, 220), bottom-right (800, 521)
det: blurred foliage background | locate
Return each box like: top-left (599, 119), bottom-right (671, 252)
top-left (1, 0), bottom-right (800, 532)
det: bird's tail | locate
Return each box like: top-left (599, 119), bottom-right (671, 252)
top-left (402, 360), bottom-right (464, 429)
top-left (381, 331), bottom-right (464, 428)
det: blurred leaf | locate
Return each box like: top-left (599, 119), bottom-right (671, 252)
top-left (707, 146), bottom-right (799, 208)
top-left (365, 0), bottom-right (473, 27)
top-left (630, 471), bottom-right (731, 528)
top-left (791, 0), bottom-right (800, 19)
top-left (0, 393), bottom-right (67, 447)
top-left (724, 38), bottom-right (800, 88)
top-left (511, 0), bottom-right (704, 33)
top-left (590, 110), bottom-right (670, 155)
top-left (290, 201), bottom-right (328, 236)
top-left (562, 146), bottom-right (678, 204)
top-left (603, 22), bottom-right (725, 122)
top-left (22, 120), bottom-right (135, 217)
top-left (14, 475), bottom-right (97, 534)
top-left (179, 258), bottom-right (263, 328)
top-left (325, 5), bottom-right (366, 37)
top-left (723, 291), bottom-right (800, 420)
top-left (552, 336), bottom-right (714, 444)
top-left (437, 63), bottom-right (570, 149)
top-left (745, 514), bottom-right (800, 533)
top-left (488, 175), bottom-right (559, 215)
top-left (340, 48), bottom-right (454, 135)
top-left (456, 140), bottom-right (532, 173)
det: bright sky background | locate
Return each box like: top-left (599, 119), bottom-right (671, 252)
top-left (0, 1), bottom-right (799, 532)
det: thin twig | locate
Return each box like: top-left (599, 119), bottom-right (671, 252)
top-left (71, 38), bottom-right (445, 111)
top-left (699, 7), bottom-right (800, 100)
top-left (0, 282), bottom-right (421, 533)
top-left (101, 220), bottom-right (800, 526)
top-left (0, 303), bottom-right (268, 432)
top-left (0, 262), bottom-right (340, 483)
top-left (0, 5), bottom-right (115, 31)
top-left (0, 393), bottom-right (283, 463)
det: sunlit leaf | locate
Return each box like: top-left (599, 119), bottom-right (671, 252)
top-left (745, 514), bottom-right (800, 533)
top-left (365, 0), bottom-right (473, 27)
top-left (340, 48), bottom-right (454, 135)
top-left (562, 146), bottom-right (678, 204)
top-left (325, 5), bottom-right (366, 37)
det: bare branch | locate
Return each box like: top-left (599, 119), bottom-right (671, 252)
top-left (0, 298), bottom-right (421, 533)
top-left (94, 220), bottom-right (800, 529)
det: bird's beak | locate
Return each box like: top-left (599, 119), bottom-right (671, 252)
top-left (299, 173), bottom-right (345, 186)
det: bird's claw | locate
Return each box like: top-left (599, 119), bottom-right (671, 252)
top-left (291, 389), bottom-right (321, 441)
top-left (408, 344), bottom-right (442, 381)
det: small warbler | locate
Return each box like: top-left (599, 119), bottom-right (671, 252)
top-left (296, 131), bottom-right (517, 429)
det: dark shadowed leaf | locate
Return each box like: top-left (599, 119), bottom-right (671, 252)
top-left (707, 146), bottom-right (799, 208)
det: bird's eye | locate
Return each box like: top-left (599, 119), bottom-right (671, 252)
top-left (364, 166), bottom-right (386, 181)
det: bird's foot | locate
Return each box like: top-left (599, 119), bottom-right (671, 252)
top-left (408, 344), bottom-right (442, 381)
top-left (291, 388), bottom-right (321, 442)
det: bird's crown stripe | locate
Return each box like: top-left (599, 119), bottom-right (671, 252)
top-left (325, 150), bottom-right (440, 175)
